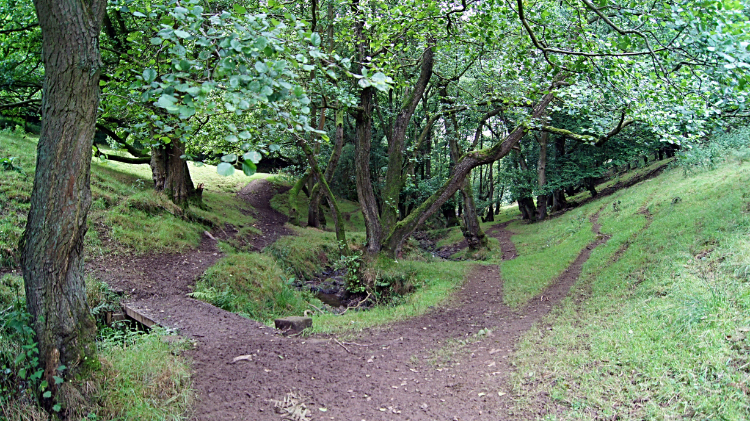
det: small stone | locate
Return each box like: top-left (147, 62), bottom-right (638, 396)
top-left (274, 316), bottom-right (312, 334)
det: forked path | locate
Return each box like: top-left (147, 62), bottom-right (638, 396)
top-left (93, 181), bottom-right (609, 420)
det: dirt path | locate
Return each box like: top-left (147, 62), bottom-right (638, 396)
top-left (93, 180), bottom-right (610, 420)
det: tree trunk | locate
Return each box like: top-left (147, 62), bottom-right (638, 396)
top-left (297, 136), bottom-right (347, 250)
top-left (21, 0), bottom-right (105, 405)
top-left (535, 131), bottom-right (549, 221)
top-left (380, 78), bottom-right (564, 256)
top-left (445, 94), bottom-right (486, 251)
top-left (380, 47), bottom-right (433, 237)
top-left (584, 177), bottom-right (598, 197)
top-left (288, 169), bottom-right (312, 226)
top-left (352, 1), bottom-right (382, 254)
top-left (516, 151), bottom-right (537, 222)
top-left (308, 110), bottom-right (345, 228)
top-left (150, 139), bottom-right (199, 207)
top-left (551, 188), bottom-right (568, 211)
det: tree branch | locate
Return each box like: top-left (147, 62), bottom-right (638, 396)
top-left (0, 23), bottom-right (39, 35)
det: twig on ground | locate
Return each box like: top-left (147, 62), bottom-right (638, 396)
top-left (333, 338), bottom-right (353, 354)
top-left (340, 291), bottom-right (371, 315)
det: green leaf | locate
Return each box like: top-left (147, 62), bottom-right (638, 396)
top-left (269, 144), bottom-right (281, 152)
top-left (174, 29), bottom-right (191, 39)
top-left (242, 161), bottom-right (257, 176)
top-left (217, 162), bottom-right (235, 176)
top-left (238, 131), bottom-right (251, 140)
top-left (225, 134), bottom-right (239, 143)
top-left (53, 404), bottom-right (61, 412)
top-left (156, 94), bottom-right (178, 111)
top-left (142, 68), bottom-right (157, 83)
top-left (53, 376), bottom-right (64, 385)
top-left (243, 151), bottom-right (262, 163)
top-left (43, 391), bottom-right (52, 399)
top-left (371, 72), bottom-right (387, 83)
top-left (150, 37), bottom-right (163, 45)
top-left (221, 153), bottom-right (238, 163)
top-left (310, 32), bottom-right (322, 47)
top-left (255, 61), bottom-right (269, 73)
top-left (233, 4), bottom-right (247, 14)
top-left (18, 367), bottom-right (26, 379)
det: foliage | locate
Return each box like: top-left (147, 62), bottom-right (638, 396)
top-left (191, 252), bottom-right (315, 323)
top-left (675, 125), bottom-right (750, 173)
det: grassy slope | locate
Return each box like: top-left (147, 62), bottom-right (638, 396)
top-left (510, 160), bottom-right (750, 419)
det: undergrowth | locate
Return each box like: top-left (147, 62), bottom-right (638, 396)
top-left (0, 273), bottom-right (193, 420)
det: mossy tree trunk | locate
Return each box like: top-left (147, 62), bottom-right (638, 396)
top-left (447, 113), bottom-right (487, 251)
top-left (352, 1), bottom-right (383, 254)
top-left (535, 131), bottom-right (549, 221)
top-left (21, 0), bottom-right (105, 405)
top-left (150, 138), bottom-right (199, 207)
top-left (380, 47), bottom-right (434, 237)
top-left (379, 84), bottom-right (561, 256)
top-left (308, 110), bottom-right (345, 228)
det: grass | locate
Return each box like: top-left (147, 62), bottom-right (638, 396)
top-left (509, 154), bottom-right (750, 418)
top-left (265, 225), bottom-right (361, 281)
top-left (0, 273), bottom-right (193, 421)
top-left (0, 132), bottom-right (35, 268)
top-left (434, 205), bottom-right (518, 249)
top-left (95, 149), bottom-right (283, 193)
top-left (310, 260), bottom-right (470, 334)
top-left (270, 187), bottom-right (366, 233)
top-left (191, 252), bottom-right (315, 324)
top-left (499, 205), bottom-right (598, 308)
top-left (0, 132), bottom-right (279, 261)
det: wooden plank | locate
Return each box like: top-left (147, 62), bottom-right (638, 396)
top-left (121, 304), bottom-right (159, 328)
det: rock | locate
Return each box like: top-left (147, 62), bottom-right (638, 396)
top-left (274, 316), bottom-right (312, 334)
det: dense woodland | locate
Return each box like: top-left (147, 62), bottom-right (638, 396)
top-left (1, 0), bottom-right (750, 419)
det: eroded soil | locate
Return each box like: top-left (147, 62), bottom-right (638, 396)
top-left (91, 179), bottom-right (610, 420)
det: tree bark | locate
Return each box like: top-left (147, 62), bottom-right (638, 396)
top-left (380, 47), bottom-right (434, 236)
top-left (297, 136), bottom-right (348, 250)
top-left (288, 169), bottom-right (312, 226)
top-left (352, 1), bottom-right (382, 253)
top-left (308, 110), bottom-right (345, 228)
top-left (150, 138), bottom-right (199, 207)
top-left (447, 113), bottom-right (486, 251)
top-left (21, 0), bottom-right (105, 404)
top-left (535, 131), bottom-right (549, 221)
top-left (516, 151), bottom-right (537, 222)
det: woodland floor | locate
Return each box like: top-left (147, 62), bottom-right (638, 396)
top-left (89, 179), bottom-right (610, 421)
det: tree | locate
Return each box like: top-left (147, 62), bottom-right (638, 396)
top-left (20, 0), bottom-right (105, 407)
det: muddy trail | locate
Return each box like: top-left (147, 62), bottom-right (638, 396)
top-left (92, 179), bottom-right (610, 420)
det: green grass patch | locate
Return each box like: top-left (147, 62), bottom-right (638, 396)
top-left (510, 159), bottom-right (750, 419)
top-left (0, 273), bottom-right (192, 421)
top-left (265, 226), bottom-right (357, 280)
top-left (87, 330), bottom-right (193, 420)
top-left (271, 188), bottom-right (366, 233)
top-left (0, 132), bottom-right (35, 268)
top-left (499, 204), bottom-right (598, 308)
top-left (310, 260), bottom-right (470, 334)
top-left (191, 252), bottom-right (315, 323)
